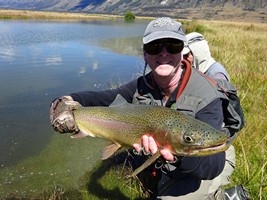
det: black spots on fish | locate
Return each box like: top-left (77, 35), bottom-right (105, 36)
top-left (202, 131), bottom-right (214, 139)
top-left (215, 134), bottom-right (226, 141)
top-left (164, 120), bottom-right (175, 128)
top-left (201, 130), bottom-right (226, 145)
top-left (178, 124), bottom-right (185, 130)
top-left (203, 132), bottom-right (213, 141)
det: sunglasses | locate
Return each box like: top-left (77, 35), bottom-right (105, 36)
top-left (144, 39), bottom-right (184, 55)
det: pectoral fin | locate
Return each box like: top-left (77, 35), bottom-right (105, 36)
top-left (71, 128), bottom-right (95, 139)
top-left (71, 130), bottom-right (89, 138)
top-left (101, 143), bottom-right (122, 160)
top-left (132, 151), bottom-right (161, 177)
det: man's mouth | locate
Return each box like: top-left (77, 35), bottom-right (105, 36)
top-left (156, 61), bottom-right (172, 65)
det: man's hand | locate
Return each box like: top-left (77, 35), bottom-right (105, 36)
top-left (133, 135), bottom-right (175, 161)
top-left (49, 96), bottom-right (79, 133)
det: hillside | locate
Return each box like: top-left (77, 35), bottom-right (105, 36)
top-left (0, 0), bottom-right (266, 23)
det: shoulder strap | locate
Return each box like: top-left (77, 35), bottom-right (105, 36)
top-left (176, 60), bottom-right (192, 100)
top-left (206, 77), bottom-right (245, 138)
top-left (188, 71), bottom-right (244, 138)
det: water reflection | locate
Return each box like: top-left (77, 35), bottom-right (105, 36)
top-left (0, 19), bottom-right (148, 197)
top-left (45, 54), bottom-right (63, 65)
top-left (0, 46), bottom-right (16, 61)
top-left (100, 36), bottom-right (143, 56)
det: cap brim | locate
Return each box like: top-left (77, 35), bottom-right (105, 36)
top-left (182, 46), bottom-right (190, 55)
top-left (143, 31), bottom-right (187, 44)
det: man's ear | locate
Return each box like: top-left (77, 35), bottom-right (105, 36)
top-left (143, 51), bottom-right (147, 61)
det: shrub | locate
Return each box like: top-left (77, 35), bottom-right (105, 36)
top-left (124, 10), bottom-right (135, 22)
top-left (181, 20), bottom-right (207, 34)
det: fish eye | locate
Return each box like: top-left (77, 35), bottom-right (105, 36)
top-left (184, 136), bottom-right (194, 143)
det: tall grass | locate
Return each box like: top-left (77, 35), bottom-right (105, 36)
top-left (201, 21), bottom-right (267, 200)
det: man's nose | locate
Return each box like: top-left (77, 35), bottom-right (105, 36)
top-left (159, 46), bottom-right (169, 55)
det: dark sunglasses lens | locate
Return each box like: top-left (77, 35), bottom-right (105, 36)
top-left (144, 41), bottom-right (184, 55)
top-left (166, 42), bottom-right (184, 54)
top-left (144, 43), bottom-right (162, 55)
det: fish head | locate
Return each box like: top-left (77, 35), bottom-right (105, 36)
top-left (179, 127), bottom-right (229, 156)
top-left (160, 118), bottom-right (230, 156)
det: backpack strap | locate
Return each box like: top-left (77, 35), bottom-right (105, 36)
top-left (204, 75), bottom-right (245, 139)
top-left (176, 60), bottom-right (192, 100)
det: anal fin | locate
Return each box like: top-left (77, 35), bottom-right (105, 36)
top-left (132, 151), bottom-right (161, 177)
top-left (101, 143), bottom-right (121, 160)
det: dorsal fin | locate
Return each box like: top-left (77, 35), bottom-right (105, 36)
top-left (109, 94), bottom-right (129, 107)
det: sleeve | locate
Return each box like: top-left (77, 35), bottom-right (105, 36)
top-left (195, 98), bottom-right (224, 130)
top-left (70, 79), bottom-right (137, 107)
top-left (178, 98), bottom-right (226, 180)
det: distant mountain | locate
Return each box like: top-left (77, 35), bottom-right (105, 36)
top-left (0, 0), bottom-right (266, 23)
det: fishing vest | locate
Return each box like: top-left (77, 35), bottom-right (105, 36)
top-left (133, 68), bottom-right (223, 117)
top-left (132, 60), bottom-right (242, 140)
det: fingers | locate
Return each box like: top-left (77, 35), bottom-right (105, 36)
top-left (160, 149), bottom-right (175, 161)
top-left (142, 135), bottom-right (149, 153)
top-left (148, 136), bottom-right (158, 154)
top-left (133, 143), bottom-right (142, 153)
top-left (50, 96), bottom-right (79, 134)
top-left (133, 135), bottom-right (156, 155)
top-left (133, 135), bottom-right (175, 162)
top-left (51, 111), bottom-right (78, 133)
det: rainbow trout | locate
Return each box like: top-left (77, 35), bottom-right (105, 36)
top-left (65, 99), bottom-right (229, 176)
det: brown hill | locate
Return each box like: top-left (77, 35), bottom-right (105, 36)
top-left (0, 0), bottom-right (266, 23)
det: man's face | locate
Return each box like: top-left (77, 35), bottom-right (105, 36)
top-left (183, 52), bottom-right (193, 65)
top-left (143, 39), bottom-right (183, 77)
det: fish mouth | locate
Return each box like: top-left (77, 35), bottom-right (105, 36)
top-left (202, 142), bottom-right (228, 151)
top-left (182, 142), bottom-right (229, 156)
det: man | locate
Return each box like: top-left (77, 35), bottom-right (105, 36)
top-left (183, 32), bottom-right (230, 81)
top-left (50, 17), bottom-right (233, 199)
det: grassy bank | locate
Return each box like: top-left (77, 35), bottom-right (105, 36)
top-left (0, 9), bottom-right (154, 21)
top-left (203, 21), bottom-right (267, 200)
top-left (0, 9), bottom-right (122, 20)
top-left (184, 20), bottom-right (267, 200)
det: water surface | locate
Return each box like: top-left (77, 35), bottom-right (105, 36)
top-left (0, 19), bottom-right (148, 197)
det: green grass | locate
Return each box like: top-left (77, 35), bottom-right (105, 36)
top-left (182, 20), bottom-right (209, 35)
top-left (79, 155), bottom-right (149, 200)
top-left (0, 9), bottom-right (121, 20)
top-left (201, 21), bottom-right (267, 200)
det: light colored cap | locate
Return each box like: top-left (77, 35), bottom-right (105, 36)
top-left (183, 32), bottom-right (216, 73)
top-left (143, 17), bottom-right (187, 44)
top-left (182, 32), bottom-right (205, 55)
top-left (186, 32), bottom-right (205, 43)
top-left (182, 45), bottom-right (191, 55)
